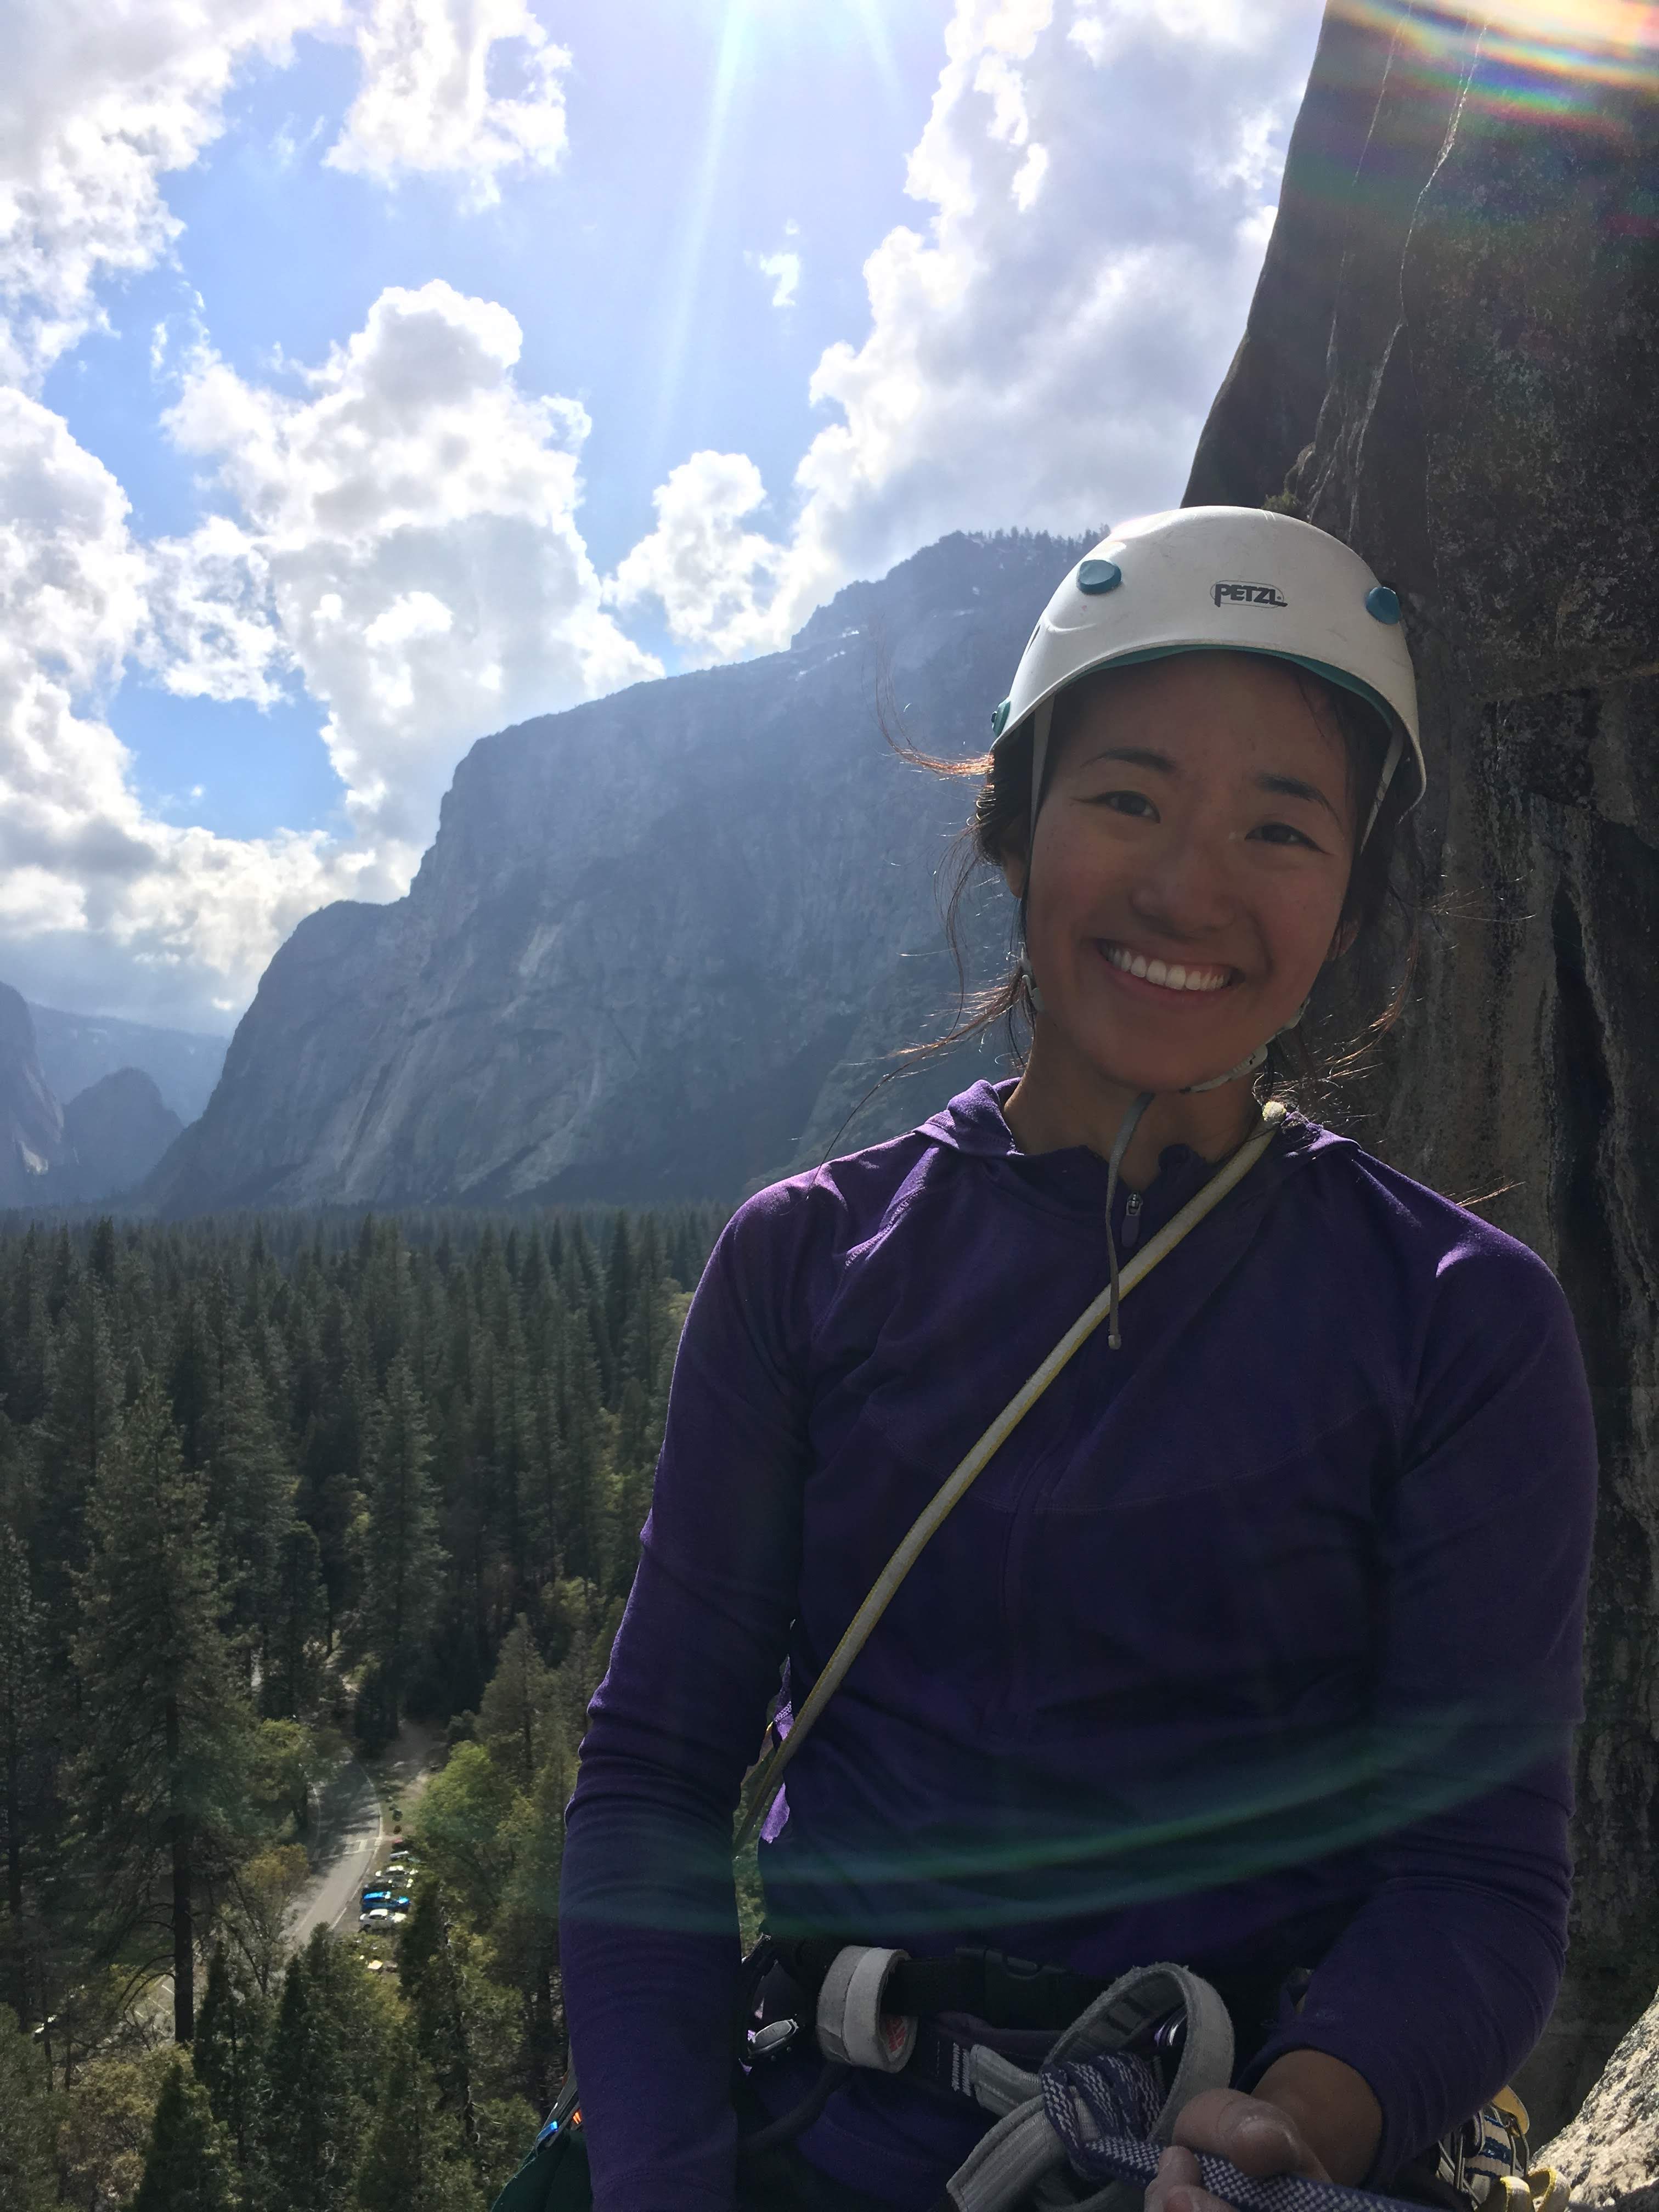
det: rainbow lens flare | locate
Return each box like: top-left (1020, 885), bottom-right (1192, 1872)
top-left (1336, 0), bottom-right (1659, 120)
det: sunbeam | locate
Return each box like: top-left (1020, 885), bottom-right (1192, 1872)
top-left (651, 0), bottom-right (752, 453)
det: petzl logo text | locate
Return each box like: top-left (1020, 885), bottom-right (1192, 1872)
top-left (1213, 581), bottom-right (1289, 608)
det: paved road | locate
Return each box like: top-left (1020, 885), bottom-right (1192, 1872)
top-left (287, 1751), bottom-right (383, 1948)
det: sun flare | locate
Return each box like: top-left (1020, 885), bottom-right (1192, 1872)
top-left (1336, 0), bottom-right (1659, 103)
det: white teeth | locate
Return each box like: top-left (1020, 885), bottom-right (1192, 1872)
top-left (1104, 944), bottom-right (1230, 994)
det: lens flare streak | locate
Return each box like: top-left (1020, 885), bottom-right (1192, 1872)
top-left (1336, 0), bottom-right (1659, 116)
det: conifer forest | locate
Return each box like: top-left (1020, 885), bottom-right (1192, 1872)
top-left (0, 1205), bottom-right (725, 2211)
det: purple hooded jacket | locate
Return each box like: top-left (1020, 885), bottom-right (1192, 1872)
top-left (561, 1082), bottom-right (1596, 2210)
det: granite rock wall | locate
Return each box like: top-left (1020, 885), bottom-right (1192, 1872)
top-left (1188, 2), bottom-right (1659, 2137)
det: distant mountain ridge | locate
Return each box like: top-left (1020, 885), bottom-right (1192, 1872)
top-left (29, 1003), bottom-right (228, 1124)
top-left (148, 531), bottom-right (1086, 1213)
top-left (0, 986), bottom-right (183, 1205)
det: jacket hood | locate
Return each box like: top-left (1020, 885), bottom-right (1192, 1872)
top-left (916, 1077), bottom-right (1338, 1223)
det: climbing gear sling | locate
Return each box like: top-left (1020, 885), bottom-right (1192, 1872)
top-left (733, 1096), bottom-right (1288, 1853)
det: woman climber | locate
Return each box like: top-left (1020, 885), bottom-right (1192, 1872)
top-left (553, 507), bottom-right (1597, 2212)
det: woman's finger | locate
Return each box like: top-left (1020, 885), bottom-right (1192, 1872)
top-left (1146, 2147), bottom-right (1241, 2212)
top-left (1171, 2088), bottom-right (1327, 2180)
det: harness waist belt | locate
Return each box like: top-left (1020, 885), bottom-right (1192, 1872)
top-left (771, 1940), bottom-right (1109, 2033)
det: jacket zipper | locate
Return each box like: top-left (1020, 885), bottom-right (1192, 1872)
top-left (1121, 1189), bottom-right (1143, 1254)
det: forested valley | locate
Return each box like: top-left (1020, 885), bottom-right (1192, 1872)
top-left (0, 1204), bottom-right (725, 2211)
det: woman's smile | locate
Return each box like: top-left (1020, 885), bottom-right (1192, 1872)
top-left (1097, 941), bottom-right (1237, 997)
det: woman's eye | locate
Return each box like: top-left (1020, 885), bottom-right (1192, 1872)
top-left (1253, 820), bottom-right (1321, 849)
top-left (1087, 788), bottom-right (1158, 819)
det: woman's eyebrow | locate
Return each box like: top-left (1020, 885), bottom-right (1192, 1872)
top-left (1075, 744), bottom-right (1176, 776)
top-left (1257, 770), bottom-right (1340, 823)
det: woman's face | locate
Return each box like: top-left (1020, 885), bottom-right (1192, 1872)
top-left (1005, 652), bottom-right (1359, 1098)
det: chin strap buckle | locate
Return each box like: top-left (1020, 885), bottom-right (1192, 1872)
top-left (814, 1946), bottom-right (918, 2074)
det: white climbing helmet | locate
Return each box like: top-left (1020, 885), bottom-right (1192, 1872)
top-left (990, 506), bottom-right (1424, 845)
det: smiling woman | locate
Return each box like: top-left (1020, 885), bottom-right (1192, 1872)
top-left (918, 510), bottom-right (1421, 1174)
top-left (555, 509), bottom-right (1596, 2212)
top-left (954, 651), bottom-right (1410, 1160)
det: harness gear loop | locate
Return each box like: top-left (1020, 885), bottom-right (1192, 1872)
top-left (814, 1946), bottom-right (917, 2073)
top-left (734, 1099), bottom-right (1287, 1853)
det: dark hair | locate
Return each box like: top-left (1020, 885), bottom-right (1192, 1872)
top-left (899, 657), bottom-right (1422, 1105)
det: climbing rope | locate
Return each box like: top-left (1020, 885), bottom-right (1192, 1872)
top-left (1032, 2052), bottom-right (1452, 2212)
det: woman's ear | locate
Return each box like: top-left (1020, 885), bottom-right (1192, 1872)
top-left (1327, 917), bottom-right (1358, 962)
top-left (998, 832), bottom-right (1029, 904)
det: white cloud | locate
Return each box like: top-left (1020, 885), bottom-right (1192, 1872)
top-left (326, 0), bottom-right (572, 207)
top-left (142, 514), bottom-right (289, 707)
top-left (0, 0), bottom-right (343, 388)
top-left (161, 280), bottom-right (661, 851)
top-left (0, 388), bottom-right (370, 1025)
top-left (613, 0), bottom-right (1324, 657)
top-left (607, 452), bottom-right (786, 664)
top-left (0, 0), bottom-right (574, 393)
top-left (0, 1), bottom-right (660, 1028)
top-left (749, 249), bottom-right (802, 310)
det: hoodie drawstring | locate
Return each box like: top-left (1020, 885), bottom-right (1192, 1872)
top-left (1103, 1090), bottom-right (1154, 1351)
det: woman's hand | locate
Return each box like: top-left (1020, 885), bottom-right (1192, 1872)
top-left (1146, 2089), bottom-right (1329, 2212)
top-left (1147, 2052), bottom-right (1383, 2212)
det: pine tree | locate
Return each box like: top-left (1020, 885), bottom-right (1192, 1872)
top-left (496, 1746), bottom-right (572, 2106)
top-left (476, 1618), bottom-right (555, 1791)
top-left (168, 1293), bottom-right (215, 1470)
top-left (255, 1940), bottom-right (355, 2212)
top-left (72, 1378), bottom-right (255, 2042)
top-left (602, 1215), bottom-right (634, 1397)
top-left (193, 1944), bottom-right (256, 2171)
top-left (0, 2002), bottom-right (56, 2212)
top-left (399, 1880), bottom-right (475, 2143)
top-left (360, 1355), bottom-right (443, 1727)
top-left (264, 1521), bottom-right (326, 1720)
top-left (35, 1273), bottom-right (122, 1647)
top-left (132, 2057), bottom-right (236, 2212)
top-left (560, 1310), bottom-right (603, 1597)
top-left (88, 1216), bottom-right (118, 1289)
top-left (354, 2025), bottom-right (477, 2212)
top-left (206, 1345), bottom-right (296, 1685)
top-left (0, 1527), bottom-right (43, 2021)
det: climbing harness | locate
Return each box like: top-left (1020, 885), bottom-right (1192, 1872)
top-left (494, 1949), bottom-right (1569, 2212)
top-left (733, 1097), bottom-right (1288, 1853)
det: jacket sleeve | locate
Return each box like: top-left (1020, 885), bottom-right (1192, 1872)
top-left (559, 1188), bottom-right (817, 2211)
top-left (1240, 1235), bottom-right (1598, 2180)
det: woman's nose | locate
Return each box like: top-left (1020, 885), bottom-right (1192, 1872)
top-left (1125, 833), bottom-right (1238, 936)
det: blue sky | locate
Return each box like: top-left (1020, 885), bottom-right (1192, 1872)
top-left (2, 0), bottom-right (1331, 1031)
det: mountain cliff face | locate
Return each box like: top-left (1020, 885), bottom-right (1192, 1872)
top-left (60, 1070), bottom-right (183, 1201)
top-left (149, 533), bottom-right (1079, 1212)
top-left (1186, 4), bottom-right (1659, 2134)
top-left (0, 984), bottom-right (71, 1205)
